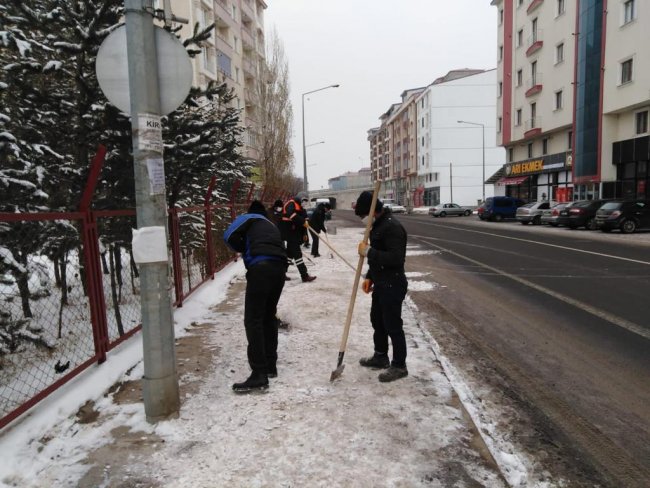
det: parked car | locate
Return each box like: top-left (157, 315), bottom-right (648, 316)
top-left (557, 199), bottom-right (610, 230)
top-left (541, 203), bottom-right (570, 226)
top-left (477, 196), bottom-right (526, 221)
top-left (516, 201), bottom-right (556, 225)
top-left (384, 203), bottom-right (406, 214)
top-left (596, 199), bottom-right (650, 233)
top-left (429, 203), bottom-right (472, 217)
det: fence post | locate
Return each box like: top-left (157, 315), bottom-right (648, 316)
top-left (168, 208), bottom-right (184, 306)
top-left (245, 183), bottom-right (255, 205)
top-left (79, 145), bottom-right (109, 364)
top-left (259, 186), bottom-right (268, 204)
top-left (204, 176), bottom-right (216, 278)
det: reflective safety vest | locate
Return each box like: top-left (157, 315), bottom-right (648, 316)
top-left (282, 199), bottom-right (301, 222)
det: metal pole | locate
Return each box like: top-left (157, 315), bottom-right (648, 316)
top-left (301, 93), bottom-right (307, 192)
top-left (125, 0), bottom-right (179, 422)
top-left (449, 162), bottom-right (453, 203)
top-left (482, 124), bottom-right (485, 203)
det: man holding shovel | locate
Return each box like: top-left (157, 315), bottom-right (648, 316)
top-left (355, 191), bottom-right (409, 382)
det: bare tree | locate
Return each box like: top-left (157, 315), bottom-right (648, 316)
top-left (256, 28), bottom-right (294, 191)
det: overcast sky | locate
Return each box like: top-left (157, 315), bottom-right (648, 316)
top-left (264, 0), bottom-right (499, 191)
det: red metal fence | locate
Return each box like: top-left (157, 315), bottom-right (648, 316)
top-left (0, 150), bottom-right (287, 430)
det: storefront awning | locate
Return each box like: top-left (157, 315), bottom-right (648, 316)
top-left (497, 176), bottom-right (529, 186)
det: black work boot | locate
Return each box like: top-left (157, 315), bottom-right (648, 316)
top-left (267, 365), bottom-right (278, 378)
top-left (378, 365), bottom-right (408, 383)
top-left (301, 275), bottom-right (316, 282)
top-left (359, 353), bottom-right (390, 369)
top-left (232, 371), bottom-right (269, 393)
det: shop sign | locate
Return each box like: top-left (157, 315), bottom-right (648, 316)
top-left (504, 152), bottom-right (571, 177)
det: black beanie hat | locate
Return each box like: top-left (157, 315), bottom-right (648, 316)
top-left (273, 199), bottom-right (283, 208)
top-left (354, 191), bottom-right (383, 217)
top-left (248, 200), bottom-right (267, 216)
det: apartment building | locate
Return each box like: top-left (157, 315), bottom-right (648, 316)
top-left (368, 91), bottom-right (424, 206)
top-left (166, 0), bottom-right (267, 162)
top-left (368, 70), bottom-right (504, 207)
top-left (416, 69), bottom-right (504, 206)
top-left (492, 0), bottom-right (649, 202)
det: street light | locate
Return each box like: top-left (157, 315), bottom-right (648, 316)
top-left (457, 120), bottom-right (486, 203)
top-left (306, 140), bottom-right (325, 148)
top-left (302, 84), bottom-right (340, 192)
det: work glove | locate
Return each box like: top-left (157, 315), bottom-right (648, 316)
top-left (358, 241), bottom-right (369, 257)
top-left (303, 221), bottom-right (309, 229)
top-left (362, 279), bottom-right (374, 294)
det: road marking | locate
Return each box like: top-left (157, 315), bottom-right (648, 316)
top-left (406, 219), bottom-right (650, 266)
top-left (411, 235), bottom-right (650, 341)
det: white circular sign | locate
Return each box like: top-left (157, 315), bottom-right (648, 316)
top-left (96, 25), bottom-right (193, 115)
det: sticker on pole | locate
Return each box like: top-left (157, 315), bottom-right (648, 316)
top-left (96, 25), bottom-right (192, 115)
top-left (138, 114), bottom-right (164, 153)
top-left (146, 157), bottom-right (166, 195)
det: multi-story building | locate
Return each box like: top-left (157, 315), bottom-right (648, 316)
top-left (328, 168), bottom-right (372, 191)
top-left (416, 69), bottom-right (505, 206)
top-left (492, 0), bottom-right (649, 202)
top-left (167, 0), bottom-right (267, 162)
top-left (368, 70), bottom-right (504, 207)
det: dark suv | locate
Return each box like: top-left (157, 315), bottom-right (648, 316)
top-left (477, 196), bottom-right (526, 222)
top-left (557, 199), bottom-right (610, 230)
top-left (596, 199), bottom-right (650, 233)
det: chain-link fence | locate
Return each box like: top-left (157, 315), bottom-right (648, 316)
top-left (0, 182), bottom-right (285, 429)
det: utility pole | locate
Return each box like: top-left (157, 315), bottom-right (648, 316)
top-left (125, 0), bottom-right (179, 422)
top-left (449, 162), bottom-right (453, 203)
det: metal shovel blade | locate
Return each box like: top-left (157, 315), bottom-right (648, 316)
top-left (329, 351), bottom-right (346, 382)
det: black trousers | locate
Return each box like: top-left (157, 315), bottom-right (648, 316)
top-left (310, 231), bottom-right (320, 256)
top-left (244, 260), bottom-right (286, 373)
top-left (369, 277), bottom-right (408, 367)
top-left (285, 232), bottom-right (309, 278)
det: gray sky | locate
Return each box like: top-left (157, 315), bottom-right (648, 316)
top-left (264, 0), bottom-right (499, 191)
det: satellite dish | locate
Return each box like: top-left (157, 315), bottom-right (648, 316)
top-left (96, 25), bottom-right (193, 115)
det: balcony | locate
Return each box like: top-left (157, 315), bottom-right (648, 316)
top-left (241, 0), bottom-right (255, 20)
top-left (525, 73), bottom-right (543, 97)
top-left (241, 24), bottom-right (255, 51)
top-left (242, 57), bottom-right (257, 79)
top-left (524, 117), bottom-right (542, 138)
top-left (527, 0), bottom-right (544, 14)
top-left (526, 30), bottom-right (543, 56)
top-left (244, 90), bottom-right (258, 107)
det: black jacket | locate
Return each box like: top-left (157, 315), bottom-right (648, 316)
top-left (365, 210), bottom-right (407, 284)
top-left (309, 204), bottom-right (328, 233)
top-left (224, 214), bottom-right (287, 268)
top-left (281, 199), bottom-right (307, 235)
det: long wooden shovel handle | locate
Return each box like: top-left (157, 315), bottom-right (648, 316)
top-left (306, 224), bottom-right (356, 272)
top-left (336, 180), bottom-right (381, 361)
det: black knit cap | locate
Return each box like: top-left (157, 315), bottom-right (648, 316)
top-left (248, 200), bottom-right (267, 216)
top-left (354, 191), bottom-right (383, 217)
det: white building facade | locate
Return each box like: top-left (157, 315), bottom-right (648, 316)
top-left (416, 69), bottom-right (506, 206)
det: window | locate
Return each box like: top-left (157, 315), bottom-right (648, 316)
top-left (532, 18), bottom-right (538, 43)
top-left (498, 117), bottom-right (503, 133)
top-left (555, 90), bottom-right (563, 110)
top-left (421, 118), bottom-right (424, 127)
top-left (517, 0), bottom-right (524, 6)
top-left (499, 9), bottom-right (504, 25)
top-left (556, 43), bottom-right (564, 64)
top-left (232, 5), bottom-right (237, 19)
top-left (568, 131), bottom-right (573, 150)
top-left (621, 58), bottom-right (633, 84)
top-left (509, 148), bottom-right (514, 162)
top-left (499, 45), bottom-right (504, 61)
top-left (557, 0), bottom-right (565, 16)
top-left (421, 137), bottom-right (425, 147)
top-left (498, 81), bottom-right (503, 97)
top-left (233, 36), bottom-right (238, 51)
top-left (531, 102), bottom-right (537, 125)
top-left (516, 109), bottom-right (522, 126)
top-left (636, 111), bottom-right (649, 134)
top-left (531, 61), bottom-right (537, 85)
top-left (542, 138), bottom-right (549, 155)
top-left (517, 29), bottom-right (524, 48)
top-left (528, 143), bottom-right (533, 158)
top-left (623, 0), bottom-right (636, 24)
top-left (517, 69), bottom-right (523, 87)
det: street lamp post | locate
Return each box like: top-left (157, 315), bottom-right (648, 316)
top-left (457, 120), bottom-right (486, 203)
top-left (302, 84), bottom-right (340, 192)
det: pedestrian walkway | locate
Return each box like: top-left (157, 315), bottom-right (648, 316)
top-left (0, 224), bottom-right (550, 488)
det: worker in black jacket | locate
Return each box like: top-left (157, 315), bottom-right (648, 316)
top-left (224, 200), bottom-right (288, 392)
top-left (281, 192), bottom-right (316, 282)
top-left (355, 191), bottom-right (409, 382)
top-left (308, 202), bottom-right (330, 257)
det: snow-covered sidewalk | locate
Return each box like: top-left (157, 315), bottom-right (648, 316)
top-left (0, 224), bottom-right (544, 487)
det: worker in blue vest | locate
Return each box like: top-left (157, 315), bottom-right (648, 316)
top-left (224, 200), bottom-right (288, 392)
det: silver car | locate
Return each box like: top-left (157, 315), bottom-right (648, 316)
top-left (541, 202), bottom-right (569, 226)
top-left (384, 203), bottom-right (406, 214)
top-left (516, 201), bottom-right (556, 225)
top-left (429, 203), bottom-right (472, 217)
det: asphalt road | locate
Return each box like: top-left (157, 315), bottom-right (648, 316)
top-left (334, 209), bottom-right (650, 486)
